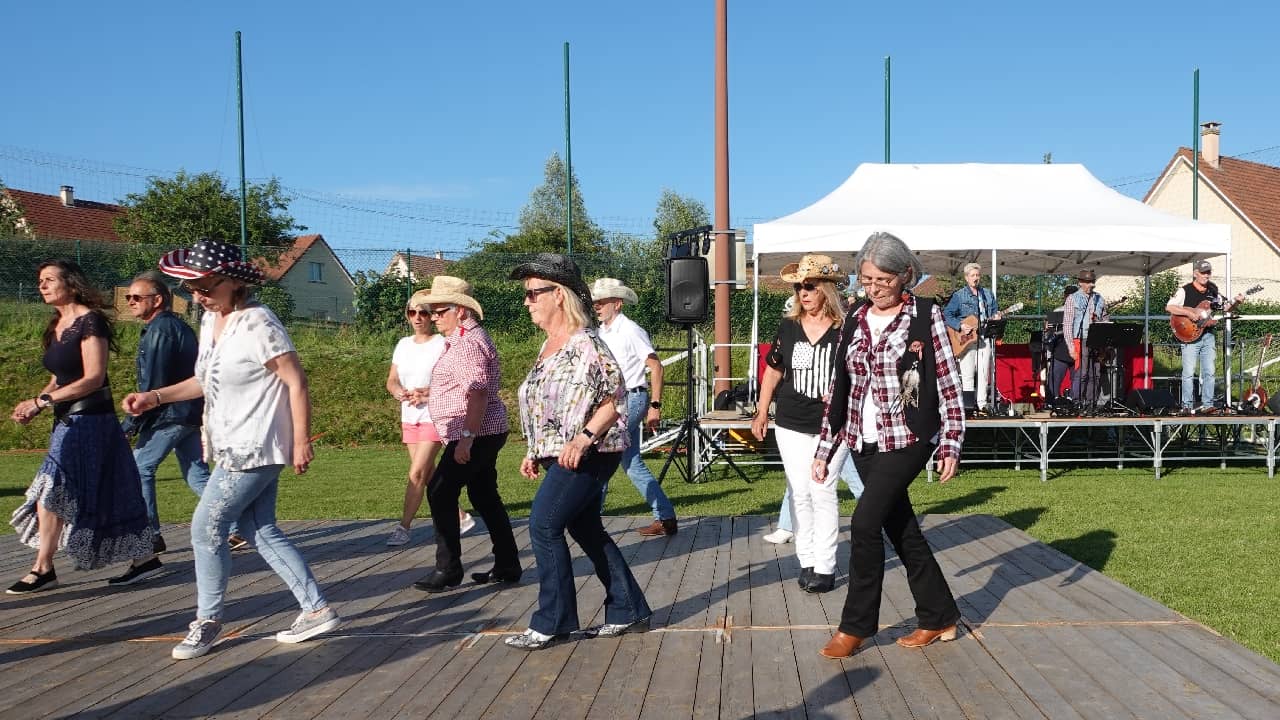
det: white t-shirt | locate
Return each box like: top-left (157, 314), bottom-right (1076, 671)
top-left (860, 311), bottom-right (895, 447)
top-left (392, 334), bottom-right (446, 424)
top-left (195, 304), bottom-right (297, 471)
top-left (598, 312), bottom-right (655, 390)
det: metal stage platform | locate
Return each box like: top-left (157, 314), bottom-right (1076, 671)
top-left (695, 410), bottom-right (1278, 482)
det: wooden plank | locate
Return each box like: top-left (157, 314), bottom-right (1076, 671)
top-left (790, 628), bottom-right (864, 719)
top-left (746, 516), bottom-right (806, 717)
top-left (962, 627), bottom-right (1086, 720)
top-left (717, 516), bottom-right (756, 720)
top-left (311, 637), bottom-right (458, 720)
top-left (636, 630), bottom-right (709, 720)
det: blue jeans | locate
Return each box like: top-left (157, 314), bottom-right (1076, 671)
top-left (777, 453), bottom-right (864, 533)
top-left (529, 453), bottom-right (651, 636)
top-left (1181, 332), bottom-right (1216, 408)
top-left (602, 390), bottom-right (676, 520)
top-left (191, 464), bottom-right (326, 621)
top-left (133, 422), bottom-right (212, 535)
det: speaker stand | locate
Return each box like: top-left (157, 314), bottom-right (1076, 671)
top-left (658, 325), bottom-right (750, 484)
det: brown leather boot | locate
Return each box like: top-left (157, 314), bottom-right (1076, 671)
top-left (637, 518), bottom-right (677, 537)
top-left (819, 631), bottom-right (865, 659)
top-left (895, 625), bottom-right (958, 648)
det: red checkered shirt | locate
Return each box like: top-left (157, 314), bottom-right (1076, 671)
top-left (817, 296), bottom-right (965, 461)
top-left (426, 317), bottom-right (508, 440)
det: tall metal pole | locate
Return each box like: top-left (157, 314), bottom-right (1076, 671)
top-left (564, 42), bottom-right (573, 255)
top-left (236, 31), bottom-right (248, 251)
top-left (884, 56), bottom-right (891, 163)
top-left (713, 0), bottom-right (731, 396)
top-left (1192, 68), bottom-right (1199, 220)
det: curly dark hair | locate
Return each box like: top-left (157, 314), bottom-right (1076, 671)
top-left (38, 259), bottom-right (118, 352)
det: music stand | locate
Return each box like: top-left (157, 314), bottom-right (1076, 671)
top-left (979, 317), bottom-right (1013, 415)
top-left (1085, 323), bottom-right (1143, 416)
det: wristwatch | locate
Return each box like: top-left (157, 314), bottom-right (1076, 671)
top-left (460, 429), bottom-right (474, 439)
top-left (650, 401), bottom-right (662, 410)
top-left (38, 393), bottom-right (53, 408)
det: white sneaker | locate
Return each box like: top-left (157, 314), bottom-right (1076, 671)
top-left (277, 606), bottom-right (341, 643)
top-left (385, 524), bottom-right (411, 546)
top-left (459, 513), bottom-right (476, 536)
top-left (763, 528), bottom-right (794, 544)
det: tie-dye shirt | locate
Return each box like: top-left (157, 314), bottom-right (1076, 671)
top-left (518, 328), bottom-right (629, 459)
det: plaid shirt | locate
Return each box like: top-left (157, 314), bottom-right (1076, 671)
top-left (817, 295), bottom-right (965, 461)
top-left (427, 317), bottom-right (508, 440)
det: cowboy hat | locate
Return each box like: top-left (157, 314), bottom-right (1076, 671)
top-left (590, 277), bottom-right (638, 305)
top-left (1076, 268), bottom-right (1097, 283)
top-left (158, 237), bottom-right (264, 284)
top-left (779, 254), bottom-right (846, 286)
top-left (413, 275), bottom-right (484, 319)
top-left (509, 253), bottom-right (593, 319)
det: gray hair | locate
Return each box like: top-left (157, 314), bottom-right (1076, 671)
top-left (854, 231), bottom-right (924, 286)
top-left (132, 270), bottom-right (173, 310)
top-left (962, 262), bottom-right (981, 275)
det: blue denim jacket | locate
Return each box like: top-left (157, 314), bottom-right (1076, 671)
top-left (943, 286), bottom-right (997, 331)
top-left (122, 310), bottom-right (204, 434)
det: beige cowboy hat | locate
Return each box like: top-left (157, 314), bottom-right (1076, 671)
top-left (414, 275), bottom-right (483, 319)
top-left (779, 253), bottom-right (846, 286)
top-left (590, 277), bottom-right (638, 305)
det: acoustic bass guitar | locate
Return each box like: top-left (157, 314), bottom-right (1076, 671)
top-left (947, 302), bottom-right (1024, 357)
top-left (1242, 333), bottom-right (1273, 412)
top-left (1169, 284), bottom-right (1263, 343)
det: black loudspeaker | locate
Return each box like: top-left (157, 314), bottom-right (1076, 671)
top-left (1126, 388), bottom-right (1180, 415)
top-left (1267, 394), bottom-right (1280, 416)
top-left (665, 256), bottom-right (709, 324)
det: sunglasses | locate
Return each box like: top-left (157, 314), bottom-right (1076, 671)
top-left (793, 282), bottom-right (820, 293)
top-left (405, 308), bottom-right (430, 318)
top-left (180, 277), bottom-right (227, 296)
top-left (524, 286), bottom-right (557, 302)
top-left (125, 293), bottom-right (158, 303)
top-left (427, 306), bottom-right (455, 318)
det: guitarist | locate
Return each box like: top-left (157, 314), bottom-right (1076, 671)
top-left (944, 262), bottom-right (1001, 414)
top-left (1062, 269), bottom-right (1109, 409)
top-left (1045, 285), bottom-right (1077, 403)
top-left (1164, 260), bottom-right (1244, 414)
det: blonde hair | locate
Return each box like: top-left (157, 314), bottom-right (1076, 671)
top-left (785, 279), bottom-right (844, 327)
top-left (550, 281), bottom-right (592, 332)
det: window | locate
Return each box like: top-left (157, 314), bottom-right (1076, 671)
top-left (308, 262), bottom-right (324, 283)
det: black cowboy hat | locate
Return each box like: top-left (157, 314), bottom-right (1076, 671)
top-left (509, 253), bottom-right (594, 322)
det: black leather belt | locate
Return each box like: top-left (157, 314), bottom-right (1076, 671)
top-left (53, 386), bottom-right (115, 424)
top-left (857, 442), bottom-right (879, 456)
top-left (628, 387), bottom-right (647, 394)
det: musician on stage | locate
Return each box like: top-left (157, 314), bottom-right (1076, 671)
top-left (943, 263), bottom-right (1002, 413)
top-left (1044, 285), bottom-right (1076, 402)
top-left (1165, 260), bottom-right (1243, 414)
top-left (1062, 269), bottom-right (1109, 407)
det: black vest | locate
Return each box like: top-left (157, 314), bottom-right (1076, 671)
top-left (1181, 281), bottom-right (1218, 309)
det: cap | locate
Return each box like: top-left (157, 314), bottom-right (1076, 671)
top-left (1193, 260), bottom-right (1212, 274)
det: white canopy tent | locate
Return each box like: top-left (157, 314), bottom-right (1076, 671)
top-left (749, 162), bottom-right (1234, 395)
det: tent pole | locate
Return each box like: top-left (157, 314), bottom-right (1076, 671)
top-left (751, 250), bottom-right (760, 400)
top-left (1144, 273), bottom-right (1152, 389)
top-left (1225, 252), bottom-right (1233, 406)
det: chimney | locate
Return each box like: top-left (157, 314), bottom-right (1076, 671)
top-left (59, 185), bottom-right (75, 207)
top-left (435, 250), bottom-right (444, 260)
top-left (1200, 121), bottom-right (1221, 169)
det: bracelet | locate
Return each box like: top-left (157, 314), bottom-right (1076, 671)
top-left (581, 427), bottom-right (596, 442)
top-left (153, 390), bottom-right (163, 406)
top-left (33, 396), bottom-right (45, 412)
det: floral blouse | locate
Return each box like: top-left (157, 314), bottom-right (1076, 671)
top-left (519, 328), bottom-right (629, 459)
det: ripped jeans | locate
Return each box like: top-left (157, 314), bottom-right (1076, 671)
top-left (191, 464), bottom-right (327, 621)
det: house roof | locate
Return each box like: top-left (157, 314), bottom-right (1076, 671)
top-left (1148, 148), bottom-right (1280, 252)
top-left (390, 252), bottom-right (452, 278)
top-left (259, 234), bottom-right (354, 285)
top-left (3, 188), bottom-right (124, 242)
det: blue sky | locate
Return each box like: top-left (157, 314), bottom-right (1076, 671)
top-left (3, 1), bottom-right (1278, 249)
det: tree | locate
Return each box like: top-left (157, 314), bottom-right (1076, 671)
top-left (487, 153), bottom-right (605, 255)
top-left (653, 188), bottom-right (710, 241)
top-left (114, 170), bottom-right (302, 251)
top-left (0, 178), bottom-right (31, 238)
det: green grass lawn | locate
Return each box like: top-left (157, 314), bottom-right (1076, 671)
top-left (0, 446), bottom-right (1276, 664)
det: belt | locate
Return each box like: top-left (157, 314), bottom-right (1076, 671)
top-left (53, 386), bottom-right (115, 424)
top-left (627, 387), bottom-right (648, 394)
top-left (857, 442), bottom-right (879, 456)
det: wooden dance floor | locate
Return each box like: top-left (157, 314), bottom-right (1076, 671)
top-left (0, 515), bottom-right (1277, 719)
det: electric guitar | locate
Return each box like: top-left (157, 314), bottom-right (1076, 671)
top-left (947, 302), bottom-right (1024, 356)
top-left (1242, 334), bottom-right (1273, 412)
top-left (1169, 285), bottom-right (1263, 343)
top-left (1071, 296), bottom-right (1127, 370)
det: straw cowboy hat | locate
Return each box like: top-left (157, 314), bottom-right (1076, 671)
top-left (779, 253), bottom-right (846, 286)
top-left (590, 277), bottom-right (639, 305)
top-left (158, 237), bottom-right (265, 284)
top-left (509, 253), bottom-right (594, 318)
top-left (414, 275), bottom-right (484, 320)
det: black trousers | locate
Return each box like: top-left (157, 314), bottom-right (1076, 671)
top-left (427, 432), bottom-right (519, 574)
top-left (838, 441), bottom-right (960, 638)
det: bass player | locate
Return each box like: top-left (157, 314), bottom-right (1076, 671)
top-left (1062, 269), bottom-right (1109, 409)
top-left (944, 262), bottom-right (1002, 414)
top-left (1165, 260), bottom-right (1244, 414)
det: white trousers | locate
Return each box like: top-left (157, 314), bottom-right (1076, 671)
top-left (774, 425), bottom-right (845, 575)
top-left (958, 336), bottom-right (994, 407)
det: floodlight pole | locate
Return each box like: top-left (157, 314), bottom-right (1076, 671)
top-left (235, 31), bottom-right (248, 252)
top-left (712, 0), bottom-right (731, 395)
top-left (564, 42), bottom-right (573, 255)
top-left (884, 55), bottom-right (891, 163)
